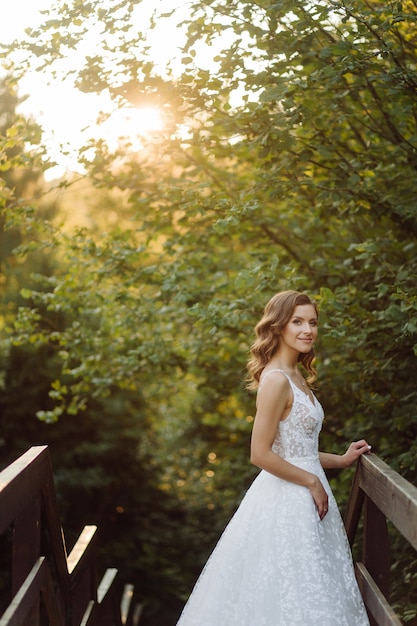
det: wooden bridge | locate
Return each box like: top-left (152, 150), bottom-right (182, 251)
top-left (344, 453), bottom-right (417, 626)
top-left (0, 446), bottom-right (416, 625)
top-left (0, 446), bottom-right (142, 626)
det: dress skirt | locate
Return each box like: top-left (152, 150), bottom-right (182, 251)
top-left (176, 457), bottom-right (369, 626)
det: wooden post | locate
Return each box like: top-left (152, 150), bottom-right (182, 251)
top-left (362, 495), bottom-right (391, 626)
top-left (12, 493), bottom-right (41, 626)
top-left (72, 566), bottom-right (98, 626)
top-left (344, 459), bottom-right (365, 547)
top-left (68, 526), bottom-right (98, 626)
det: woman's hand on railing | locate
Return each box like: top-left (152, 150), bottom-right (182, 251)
top-left (342, 440), bottom-right (372, 468)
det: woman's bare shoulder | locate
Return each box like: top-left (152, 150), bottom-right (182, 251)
top-left (257, 369), bottom-right (291, 406)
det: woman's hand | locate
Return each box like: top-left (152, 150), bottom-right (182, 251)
top-left (308, 476), bottom-right (329, 521)
top-left (342, 440), bottom-right (372, 468)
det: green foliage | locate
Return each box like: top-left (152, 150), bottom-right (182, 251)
top-left (1, 1), bottom-right (417, 623)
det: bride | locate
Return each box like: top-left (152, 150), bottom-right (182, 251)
top-left (176, 290), bottom-right (370, 626)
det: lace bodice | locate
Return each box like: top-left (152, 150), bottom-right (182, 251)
top-left (259, 369), bottom-right (324, 460)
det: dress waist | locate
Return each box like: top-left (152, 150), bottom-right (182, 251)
top-left (283, 455), bottom-right (319, 463)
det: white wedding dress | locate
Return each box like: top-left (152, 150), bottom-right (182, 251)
top-left (176, 370), bottom-right (370, 626)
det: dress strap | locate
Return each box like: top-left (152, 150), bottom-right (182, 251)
top-left (257, 370), bottom-right (294, 409)
top-left (259, 368), bottom-right (291, 389)
top-left (259, 368), bottom-right (316, 407)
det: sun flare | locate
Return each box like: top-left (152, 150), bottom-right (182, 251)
top-left (100, 106), bottom-right (164, 150)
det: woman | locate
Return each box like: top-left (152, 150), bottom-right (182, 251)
top-left (176, 290), bottom-right (370, 625)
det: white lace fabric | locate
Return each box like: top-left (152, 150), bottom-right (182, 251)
top-left (176, 370), bottom-right (370, 626)
top-left (264, 370), bottom-right (324, 461)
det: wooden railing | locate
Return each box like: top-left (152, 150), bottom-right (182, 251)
top-left (344, 452), bottom-right (417, 626)
top-left (0, 445), bottom-right (142, 626)
top-left (2, 447), bottom-right (415, 625)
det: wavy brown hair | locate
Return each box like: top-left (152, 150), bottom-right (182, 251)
top-left (246, 290), bottom-right (318, 390)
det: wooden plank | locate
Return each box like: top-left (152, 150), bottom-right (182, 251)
top-left (120, 584), bottom-right (134, 625)
top-left (132, 604), bottom-right (143, 626)
top-left (79, 601), bottom-right (95, 626)
top-left (97, 569), bottom-right (118, 604)
top-left (359, 454), bottom-right (417, 551)
top-left (67, 525), bottom-right (97, 579)
top-left (0, 447), bottom-right (49, 534)
top-left (0, 557), bottom-right (63, 626)
top-left (0, 447), bottom-right (47, 491)
top-left (356, 563), bottom-right (403, 626)
top-left (0, 558), bottom-right (42, 626)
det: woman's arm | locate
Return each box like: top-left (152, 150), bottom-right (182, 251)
top-left (319, 440), bottom-right (371, 470)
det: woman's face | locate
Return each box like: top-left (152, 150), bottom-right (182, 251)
top-left (279, 304), bottom-right (318, 354)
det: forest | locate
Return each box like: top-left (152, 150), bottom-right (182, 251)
top-left (0, 1), bottom-right (417, 624)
